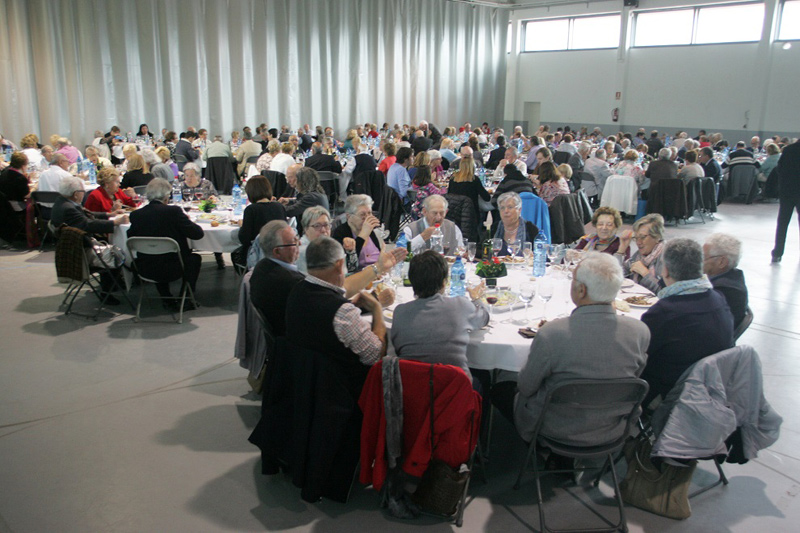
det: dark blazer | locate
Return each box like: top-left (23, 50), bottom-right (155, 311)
top-left (120, 169), bottom-right (153, 189)
top-left (491, 174), bottom-right (535, 207)
top-left (645, 160), bottom-right (678, 187)
top-left (711, 268), bottom-right (748, 329)
top-left (305, 153), bottom-right (342, 174)
top-left (239, 201), bottom-right (286, 246)
top-left (641, 289), bottom-right (734, 402)
top-left (127, 200), bottom-right (204, 257)
top-left (411, 135), bottom-right (432, 155)
top-left (51, 195), bottom-right (115, 235)
top-left (0, 167), bottom-right (29, 202)
top-left (284, 191), bottom-right (329, 222)
top-left (249, 258), bottom-right (305, 337)
top-left (485, 146), bottom-right (506, 170)
top-left (777, 140), bottom-right (800, 199)
top-left (174, 139), bottom-right (199, 170)
top-left (448, 177), bottom-right (491, 219)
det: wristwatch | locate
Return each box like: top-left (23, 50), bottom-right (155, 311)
top-left (371, 264), bottom-right (380, 277)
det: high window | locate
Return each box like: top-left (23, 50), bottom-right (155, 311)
top-left (522, 14), bottom-right (621, 52)
top-left (633, 3), bottom-right (765, 47)
top-left (778, 0), bottom-right (800, 40)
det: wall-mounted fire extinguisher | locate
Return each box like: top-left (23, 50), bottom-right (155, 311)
top-left (612, 108), bottom-right (619, 123)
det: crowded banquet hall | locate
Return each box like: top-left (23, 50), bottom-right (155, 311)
top-left (2, 0), bottom-right (800, 531)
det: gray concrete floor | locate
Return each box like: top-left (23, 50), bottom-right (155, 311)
top-left (1, 201), bottom-right (799, 532)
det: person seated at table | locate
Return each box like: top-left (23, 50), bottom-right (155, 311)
top-left (439, 138), bottom-right (457, 164)
top-left (640, 238), bottom-right (734, 405)
top-left (0, 151), bottom-right (31, 216)
top-left (575, 206), bottom-right (630, 260)
top-left (617, 213), bottom-right (666, 294)
top-left (333, 194), bottom-right (384, 272)
top-left (492, 146), bottom-right (527, 181)
top-left (268, 142), bottom-right (296, 177)
top-left (722, 141), bottom-right (760, 175)
top-left (698, 146), bottom-right (722, 183)
top-left (490, 252), bottom-right (650, 446)
top-left (485, 135), bottom-right (507, 170)
top-left (391, 250), bottom-right (488, 383)
top-left (55, 137), bottom-right (81, 165)
top-left (278, 167), bottom-right (328, 233)
top-left (613, 149), bottom-right (646, 190)
top-left (151, 146), bottom-right (178, 182)
top-left (136, 124), bottom-right (153, 144)
top-left (406, 150), bottom-right (429, 183)
top-left (584, 149), bottom-right (613, 196)
top-left (179, 162), bottom-right (217, 201)
top-left (201, 135), bottom-right (233, 161)
top-left (427, 149), bottom-right (446, 177)
top-left (536, 161), bottom-right (570, 207)
top-left (491, 164), bottom-right (535, 211)
top-left (304, 142), bottom-right (342, 174)
top-left (20, 133), bottom-right (44, 168)
top-left (37, 153), bottom-right (71, 193)
top-left (494, 192), bottom-right (539, 256)
top-left (703, 233), bottom-right (749, 330)
top-left (232, 176), bottom-right (286, 268)
top-left (757, 142), bottom-right (781, 183)
top-left (255, 140), bottom-right (280, 172)
top-left (410, 166), bottom-right (446, 220)
top-left (127, 178), bottom-right (204, 309)
top-left (447, 156), bottom-right (490, 221)
top-left (84, 145), bottom-right (112, 171)
top-left (118, 143), bottom-right (138, 172)
top-left (403, 194), bottom-right (463, 256)
top-left (377, 141), bottom-right (397, 174)
top-left (120, 154), bottom-right (153, 189)
top-left (526, 146), bottom-right (552, 178)
top-left (677, 150), bottom-right (705, 183)
top-left (84, 167), bottom-right (138, 214)
top-left (645, 147), bottom-right (677, 189)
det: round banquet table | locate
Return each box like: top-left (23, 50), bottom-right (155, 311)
top-left (383, 259), bottom-right (653, 373)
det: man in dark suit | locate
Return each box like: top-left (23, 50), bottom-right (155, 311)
top-left (249, 219), bottom-right (304, 336)
top-left (174, 132), bottom-right (200, 171)
top-left (410, 129), bottom-right (432, 155)
top-left (51, 175), bottom-right (129, 303)
top-left (127, 178), bottom-right (204, 307)
top-left (703, 233), bottom-right (748, 330)
top-left (304, 142), bottom-right (342, 174)
top-left (484, 136), bottom-right (507, 170)
top-left (772, 138), bottom-right (800, 262)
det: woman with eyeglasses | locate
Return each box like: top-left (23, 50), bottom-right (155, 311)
top-left (297, 206), bottom-right (333, 274)
top-left (618, 213), bottom-right (666, 293)
top-left (332, 194), bottom-right (384, 272)
top-left (575, 206), bottom-right (630, 260)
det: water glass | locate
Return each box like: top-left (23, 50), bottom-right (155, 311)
top-left (467, 242), bottom-right (477, 262)
top-left (538, 278), bottom-right (553, 320)
top-left (516, 282), bottom-right (536, 325)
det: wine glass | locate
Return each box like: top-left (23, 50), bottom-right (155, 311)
top-left (455, 238), bottom-right (467, 259)
top-left (538, 278), bottom-right (553, 320)
top-left (492, 238), bottom-right (503, 257)
top-left (195, 192), bottom-right (204, 202)
top-left (547, 243), bottom-right (564, 266)
top-left (485, 288), bottom-right (499, 324)
top-left (515, 282), bottom-right (536, 325)
top-left (522, 242), bottom-right (534, 268)
top-left (508, 239), bottom-right (522, 268)
top-left (467, 242), bottom-right (477, 263)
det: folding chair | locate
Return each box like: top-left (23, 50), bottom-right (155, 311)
top-left (31, 191), bottom-right (61, 251)
top-left (514, 378), bottom-right (649, 533)
top-left (734, 305), bottom-right (754, 342)
top-left (126, 236), bottom-right (198, 324)
top-left (317, 170), bottom-right (339, 209)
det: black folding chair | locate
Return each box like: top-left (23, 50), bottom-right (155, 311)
top-left (31, 191), bottom-right (61, 251)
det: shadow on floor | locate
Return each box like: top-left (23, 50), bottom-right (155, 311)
top-left (156, 404), bottom-right (260, 453)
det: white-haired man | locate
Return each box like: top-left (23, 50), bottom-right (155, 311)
top-left (704, 233), bottom-right (748, 329)
top-left (37, 153), bottom-right (71, 193)
top-left (491, 252), bottom-right (650, 446)
top-left (403, 194), bottom-right (463, 255)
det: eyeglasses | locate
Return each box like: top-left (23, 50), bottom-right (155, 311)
top-left (309, 223), bottom-right (331, 230)
top-left (634, 234), bottom-right (652, 241)
top-left (703, 255), bottom-right (724, 261)
top-left (274, 238), bottom-right (300, 248)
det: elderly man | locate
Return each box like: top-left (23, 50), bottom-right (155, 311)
top-left (491, 252), bottom-right (650, 445)
top-left (403, 194), bottom-right (463, 255)
top-left (410, 129), bottom-right (432, 155)
top-left (202, 135), bottom-right (233, 160)
top-left (304, 142), bottom-right (342, 174)
top-left (235, 131), bottom-right (262, 176)
top-left (703, 233), bottom-right (749, 329)
top-left (278, 163), bottom-right (302, 201)
top-left (174, 131), bottom-right (200, 171)
top-left (645, 130), bottom-right (664, 158)
top-left (251, 218), bottom-right (404, 335)
top-left (641, 238), bottom-right (734, 404)
top-left (722, 141), bottom-right (760, 174)
top-left (749, 136), bottom-right (761, 153)
top-left (644, 148), bottom-right (677, 192)
top-left (568, 141), bottom-right (591, 175)
top-left (698, 146), bottom-right (722, 183)
top-left (286, 236), bottom-right (386, 376)
top-left (584, 149), bottom-right (612, 195)
top-left (485, 136), bottom-right (507, 170)
top-left (556, 133), bottom-right (577, 155)
top-left (37, 153), bottom-right (72, 193)
top-left (387, 147), bottom-right (414, 204)
top-left (127, 178), bottom-right (204, 308)
top-left (492, 146), bottom-right (528, 180)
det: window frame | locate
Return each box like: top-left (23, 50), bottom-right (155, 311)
top-left (520, 12), bottom-right (622, 53)
top-left (776, 0), bottom-right (800, 42)
top-left (631, 2), bottom-right (766, 49)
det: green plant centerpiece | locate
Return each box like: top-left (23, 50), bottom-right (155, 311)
top-left (476, 239), bottom-right (507, 286)
top-left (198, 198), bottom-right (216, 213)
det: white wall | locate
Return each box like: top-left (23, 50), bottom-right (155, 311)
top-left (505, 0), bottom-right (800, 139)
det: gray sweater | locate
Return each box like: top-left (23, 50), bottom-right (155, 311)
top-left (390, 293), bottom-right (489, 380)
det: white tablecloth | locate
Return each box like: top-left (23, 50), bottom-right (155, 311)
top-left (600, 174), bottom-right (639, 214)
top-left (385, 262), bottom-right (650, 372)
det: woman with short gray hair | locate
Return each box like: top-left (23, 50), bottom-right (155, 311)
top-left (644, 149), bottom-right (678, 194)
top-left (618, 213), bottom-right (666, 293)
top-left (282, 167), bottom-right (329, 229)
top-left (493, 191), bottom-right (540, 256)
top-left (332, 193), bottom-right (383, 272)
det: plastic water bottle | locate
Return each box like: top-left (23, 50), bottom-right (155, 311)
top-left (232, 183), bottom-right (243, 217)
top-left (449, 256), bottom-right (466, 297)
top-left (430, 223), bottom-right (444, 254)
top-left (533, 233), bottom-right (547, 277)
top-left (172, 183), bottom-right (182, 204)
top-left (88, 161), bottom-right (97, 185)
top-left (479, 167), bottom-right (486, 186)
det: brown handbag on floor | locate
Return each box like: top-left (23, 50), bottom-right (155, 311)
top-left (619, 437), bottom-right (696, 520)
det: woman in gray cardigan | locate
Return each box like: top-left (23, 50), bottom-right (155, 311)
top-left (390, 251), bottom-right (488, 382)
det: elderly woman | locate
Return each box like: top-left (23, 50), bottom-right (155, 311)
top-left (614, 149), bottom-right (646, 189)
top-left (179, 162), bottom-right (217, 201)
top-left (494, 192), bottom-right (539, 256)
top-left (677, 150), bottom-right (705, 183)
top-left (85, 145), bottom-right (112, 171)
top-left (297, 206), bottom-right (333, 274)
top-left (758, 142), bottom-right (781, 182)
top-left (332, 194), bottom-right (383, 272)
top-left (256, 140), bottom-right (280, 172)
top-left (391, 250), bottom-right (488, 382)
top-left (55, 137), bottom-right (81, 165)
top-left (536, 161), bottom-right (570, 206)
top-left (120, 153), bottom-right (153, 189)
top-left (427, 149), bottom-right (445, 177)
top-left (151, 146), bottom-right (178, 181)
top-left (0, 152), bottom-right (31, 214)
top-left (645, 148), bottom-right (677, 193)
top-left (84, 167), bottom-right (138, 214)
top-left (439, 138), bottom-right (457, 163)
top-left (410, 166), bottom-right (446, 220)
top-left (618, 213), bottom-right (666, 293)
top-left (280, 167), bottom-right (328, 229)
top-left (575, 206), bottom-right (630, 260)
top-left (20, 133), bottom-right (44, 168)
